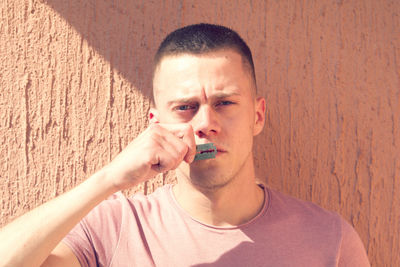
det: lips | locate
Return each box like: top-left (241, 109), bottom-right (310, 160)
top-left (200, 149), bottom-right (215, 154)
top-left (194, 143), bottom-right (217, 161)
top-left (197, 146), bottom-right (226, 153)
top-left (193, 143), bottom-right (227, 161)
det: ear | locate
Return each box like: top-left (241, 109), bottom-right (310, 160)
top-left (149, 108), bottom-right (160, 124)
top-left (253, 97), bottom-right (266, 136)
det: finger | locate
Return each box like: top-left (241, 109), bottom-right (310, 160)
top-left (150, 148), bottom-right (181, 173)
top-left (159, 124), bottom-right (196, 163)
top-left (180, 126), bottom-right (196, 163)
top-left (145, 125), bottom-right (188, 170)
top-left (157, 130), bottom-right (189, 167)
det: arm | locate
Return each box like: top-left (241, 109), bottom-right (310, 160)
top-left (0, 168), bottom-right (113, 267)
top-left (0, 123), bottom-right (195, 267)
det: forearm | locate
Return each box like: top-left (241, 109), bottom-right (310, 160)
top-left (0, 168), bottom-right (118, 267)
top-left (0, 123), bottom-right (195, 267)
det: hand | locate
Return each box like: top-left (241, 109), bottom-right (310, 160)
top-left (103, 123), bottom-right (196, 191)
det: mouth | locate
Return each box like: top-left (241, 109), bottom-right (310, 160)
top-left (200, 149), bottom-right (216, 154)
top-left (194, 143), bottom-right (218, 161)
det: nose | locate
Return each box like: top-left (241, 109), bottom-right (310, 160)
top-left (192, 105), bottom-right (221, 138)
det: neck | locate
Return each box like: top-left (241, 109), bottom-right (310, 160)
top-left (173, 158), bottom-right (265, 227)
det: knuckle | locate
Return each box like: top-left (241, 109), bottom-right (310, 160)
top-left (170, 159), bottom-right (182, 170)
top-left (177, 144), bottom-right (188, 156)
top-left (149, 123), bottom-right (161, 132)
top-left (162, 159), bottom-right (174, 171)
top-left (149, 131), bottom-right (158, 140)
top-left (148, 128), bottom-right (162, 141)
top-left (183, 124), bottom-right (193, 134)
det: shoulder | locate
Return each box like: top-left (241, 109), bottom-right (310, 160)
top-left (267, 188), bottom-right (342, 224)
top-left (337, 218), bottom-right (370, 266)
top-left (101, 185), bottom-right (173, 219)
top-left (78, 185), bottom-right (171, 231)
top-left (264, 188), bottom-right (369, 265)
top-left (65, 185), bottom-right (172, 254)
top-left (89, 184), bottom-right (172, 217)
top-left (264, 188), bottom-right (344, 245)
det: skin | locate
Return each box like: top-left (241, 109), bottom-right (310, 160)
top-left (0, 49), bottom-right (265, 266)
top-left (152, 49), bottom-right (266, 226)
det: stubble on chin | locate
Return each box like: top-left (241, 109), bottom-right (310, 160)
top-left (176, 163), bottom-right (235, 192)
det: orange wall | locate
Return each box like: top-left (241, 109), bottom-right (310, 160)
top-left (1, 0), bottom-right (399, 266)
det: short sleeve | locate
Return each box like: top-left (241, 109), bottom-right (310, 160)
top-left (62, 219), bottom-right (98, 267)
top-left (337, 218), bottom-right (371, 267)
top-left (61, 197), bottom-right (124, 267)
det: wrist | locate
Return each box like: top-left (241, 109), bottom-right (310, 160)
top-left (88, 166), bottom-right (121, 197)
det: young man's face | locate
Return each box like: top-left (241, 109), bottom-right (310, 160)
top-left (152, 49), bottom-right (265, 189)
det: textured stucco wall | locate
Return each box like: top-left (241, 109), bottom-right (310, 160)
top-left (1, 0), bottom-right (399, 266)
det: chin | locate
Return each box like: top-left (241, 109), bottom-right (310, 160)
top-left (191, 179), bottom-right (231, 191)
top-left (190, 169), bottom-right (234, 191)
top-left (177, 160), bottom-right (235, 190)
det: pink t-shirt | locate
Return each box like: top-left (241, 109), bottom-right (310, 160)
top-left (63, 185), bottom-right (370, 267)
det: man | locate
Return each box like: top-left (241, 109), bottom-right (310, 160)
top-left (0, 23), bottom-right (370, 266)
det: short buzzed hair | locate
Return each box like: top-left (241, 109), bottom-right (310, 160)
top-left (152, 23), bottom-right (257, 103)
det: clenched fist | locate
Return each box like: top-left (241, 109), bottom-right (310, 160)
top-left (102, 123), bottom-right (196, 191)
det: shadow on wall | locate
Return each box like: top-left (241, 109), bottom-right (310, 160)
top-left (44, 0), bottom-right (183, 100)
top-left (43, 0), bottom-right (270, 186)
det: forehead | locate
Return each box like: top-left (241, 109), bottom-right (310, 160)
top-left (152, 50), bottom-right (253, 105)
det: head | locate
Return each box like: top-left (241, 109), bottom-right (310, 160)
top-left (152, 23), bottom-right (257, 106)
top-left (151, 24), bottom-right (265, 190)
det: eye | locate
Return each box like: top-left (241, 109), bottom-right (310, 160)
top-left (216, 100), bottom-right (234, 107)
top-left (174, 104), bottom-right (197, 111)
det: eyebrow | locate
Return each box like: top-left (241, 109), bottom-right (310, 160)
top-left (167, 92), bottom-right (241, 106)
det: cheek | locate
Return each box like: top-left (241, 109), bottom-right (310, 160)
top-left (232, 107), bottom-right (255, 131)
top-left (223, 112), bottom-right (254, 140)
top-left (158, 109), bottom-right (178, 123)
